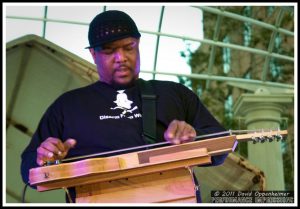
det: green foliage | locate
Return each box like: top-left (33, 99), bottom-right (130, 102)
top-left (182, 6), bottom-right (294, 191)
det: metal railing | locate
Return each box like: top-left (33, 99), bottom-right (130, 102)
top-left (6, 5), bottom-right (295, 91)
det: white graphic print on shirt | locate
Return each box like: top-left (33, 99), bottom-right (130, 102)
top-left (99, 90), bottom-right (142, 120)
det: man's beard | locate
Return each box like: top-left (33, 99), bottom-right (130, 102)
top-left (111, 77), bottom-right (137, 90)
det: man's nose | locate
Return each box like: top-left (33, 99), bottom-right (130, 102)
top-left (114, 49), bottom-right (126, 62)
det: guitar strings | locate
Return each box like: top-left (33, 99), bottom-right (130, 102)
top-left (61, 128), bottom-right (282, 163)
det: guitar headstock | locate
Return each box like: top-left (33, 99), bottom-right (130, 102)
top-left (235, 129), bottom-right (288, 144)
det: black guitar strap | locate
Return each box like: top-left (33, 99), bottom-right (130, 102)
top-left (137, 79), bottom-right (157, 144)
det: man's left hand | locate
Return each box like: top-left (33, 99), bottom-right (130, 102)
top-left (164, 120), bottom-right (196, 145)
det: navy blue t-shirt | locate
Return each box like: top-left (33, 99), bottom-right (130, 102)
top-left (21, 79), bottom-right (228, 203)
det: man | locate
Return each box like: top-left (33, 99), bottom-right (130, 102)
top-left (21, 10), bottom-right (227, 203)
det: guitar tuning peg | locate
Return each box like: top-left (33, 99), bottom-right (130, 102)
top-left (46, 160), bottom-right (61, 166)
top-left (267, 135), bottom-right (274, 142)
top-left (275, 134), bottom-right (283, 142)
top-left (259, 136), bottom-right (266, 143)
top-left (252, 136), bottom-right (259, 144)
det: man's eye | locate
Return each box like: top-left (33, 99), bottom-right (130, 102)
top-left (102, 48), bottom-right (114, 54)
top-left (124, 46), bottom-right (133, 51)
top-left (125, 43), bottom-right (137, 51)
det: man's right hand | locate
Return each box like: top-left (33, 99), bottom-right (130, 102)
top-left (36, 137), bottom-right (77, 166)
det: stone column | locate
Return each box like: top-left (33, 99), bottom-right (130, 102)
top-left (233, 87), bottom-right (293, 190)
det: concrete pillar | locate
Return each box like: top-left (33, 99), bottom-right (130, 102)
top-left (233, 87), bottom-right (293, 190)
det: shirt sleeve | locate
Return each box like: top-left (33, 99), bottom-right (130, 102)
top-left (20, 99), bottom-right (64, 187)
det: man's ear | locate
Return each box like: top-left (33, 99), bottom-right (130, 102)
top-left (89, 48), bottom-right (96, 63)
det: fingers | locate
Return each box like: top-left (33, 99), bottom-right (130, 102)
top-left (164, 120), bottom-right (196, 145)
top-left (36, 146), bottom-right (55, 166)
top-left (59, 138), bottom-right (77, 159)
top-left (36, 137), bottom-right (77, 166)
top-left (164, 120), bottom-right (178, 140)
top-left (64, 138), bottom-right (77, 151)
top-left (37, 158), bottom-right (46, 166)
top-left (43, 139), bottom-right (64, 155)
top-left (37, 138), bottom-right (62, 165)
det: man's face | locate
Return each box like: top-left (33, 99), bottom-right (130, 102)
top-left (90, 37), bottom-right (140, 88)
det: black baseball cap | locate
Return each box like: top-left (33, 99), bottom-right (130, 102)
top-left (86, 10), bottom-right (141, 49)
